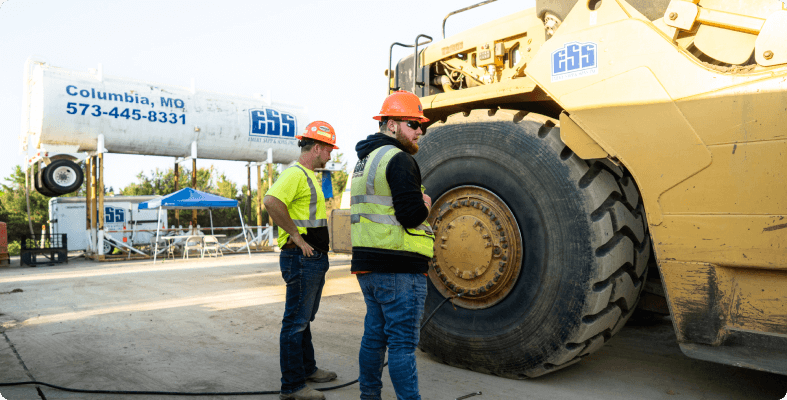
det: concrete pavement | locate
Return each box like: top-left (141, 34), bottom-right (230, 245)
top-left (1, 253), bottom-right (785, 400)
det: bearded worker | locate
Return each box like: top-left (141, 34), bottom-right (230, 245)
top-left (264, 121), bottom-right (340, 400)
top-left (350, 90), bottom-right (435, 400)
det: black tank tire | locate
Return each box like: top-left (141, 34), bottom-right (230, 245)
top-left (43, 159), bottom-right (84, 195)
top-left (35, 167), bottom-right (60, 198)
top-left (415, 109), bottom-right (651, 378)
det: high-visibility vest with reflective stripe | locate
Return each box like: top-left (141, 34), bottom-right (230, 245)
top-left (351, 145), bottom-right (435, 258)
top-left (273, 164), bottom-right (328, 249)
top-left (290, 164), bottom-right (328, 228)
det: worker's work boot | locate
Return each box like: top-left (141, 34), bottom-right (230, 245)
top-left (306, 368), bottom-right (337, 383)
top-left (279, 386), bottom-right (325, 400)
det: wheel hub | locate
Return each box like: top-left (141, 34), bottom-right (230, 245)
top-left (428, 186), bottom-right (523, 309)
top-left (52, 166), bottom-right (77, 187)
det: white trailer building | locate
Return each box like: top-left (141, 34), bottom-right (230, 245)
top-left (49, 196), bottom-right (166, 254)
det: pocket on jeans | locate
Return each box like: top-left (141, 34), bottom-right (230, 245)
top-left (300, 251), bottom-right (328, 272)
top-left (302, 251), bottom-right (323, 260)
top-left (372, 274), bottom-right (397, 304)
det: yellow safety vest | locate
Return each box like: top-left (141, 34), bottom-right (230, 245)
top-left (350, 145), bottom-right (435, 258)
top-left (268, 163), bottom-right (328, 249)
top-left (289, 164), bottom-right (328, 229)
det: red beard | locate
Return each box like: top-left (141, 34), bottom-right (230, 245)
top-left (396, 130), bottom-right (419, 155)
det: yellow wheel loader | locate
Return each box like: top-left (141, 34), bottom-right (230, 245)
top-left (333, 0), bottom-right (787, 378)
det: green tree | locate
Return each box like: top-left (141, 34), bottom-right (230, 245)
top-left (329, 152), bottom-right (349, 205)
top-left (0, 166), bottom-right (50, 243)
top-left (119, 165), bottom-right (213, 196)
top-left (0, 163), bottom-right (91, 246)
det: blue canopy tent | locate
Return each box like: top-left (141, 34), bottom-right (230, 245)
top-left (138, 188), bottom-right (251, 262)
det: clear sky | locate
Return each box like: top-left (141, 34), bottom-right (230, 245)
top-left (0, 0), bottom-right (534, 193)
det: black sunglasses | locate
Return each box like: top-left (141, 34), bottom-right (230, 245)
top-left (405, 120), bottom-right (425, 132)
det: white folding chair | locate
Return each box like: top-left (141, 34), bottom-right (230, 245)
top-left (201, 235), bottom-right (222, 258)
top-left (183, 236), bottom-right (202, 259)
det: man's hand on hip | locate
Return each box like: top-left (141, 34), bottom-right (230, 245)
top-left (290, 235), bottom-right (315, 257)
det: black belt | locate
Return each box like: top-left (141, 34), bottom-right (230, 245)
top-left (281, 242), bottom-right (298, 249)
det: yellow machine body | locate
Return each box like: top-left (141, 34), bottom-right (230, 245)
top-left (376, 0), bottom-right (786, 374)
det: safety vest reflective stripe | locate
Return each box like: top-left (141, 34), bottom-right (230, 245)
top-left (351, 144), bottom-right (396, 209)
top-left (365, 145), bottom-right (396, 195)
top-left (350, 195), bottom-right (393, 207)
top-left (291, 165), bottom-right (328, 228)
top-left (351, 213), bottom-right (433, 234)
top-left (293, 219), bottom-right (328, 228)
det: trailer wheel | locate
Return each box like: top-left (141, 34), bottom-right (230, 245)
top-left (415, 109), bottom-right (650, 378)
top-left (35, 168), bottom-right (60, 198)
top-left (43, 159), bottom-right (84, 195)
top-left (103, 241), bottom-right (115, 256)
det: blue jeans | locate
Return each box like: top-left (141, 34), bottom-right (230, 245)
top-left (356, 273), bottom-right (427, 400)
top-left (279, 248), bottom-right (329, 394)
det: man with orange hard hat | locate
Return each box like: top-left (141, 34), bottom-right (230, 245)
top-left (350, 91), bottom-right (435, 400)
top-left (264, 121), bottom-right (340, 400)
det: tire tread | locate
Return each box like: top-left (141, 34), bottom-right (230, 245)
top-left (418, 109), bottom-right (651, 379)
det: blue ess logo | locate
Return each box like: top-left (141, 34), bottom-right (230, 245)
top-left (249, 108), bottom-right (297, 137)
top-left (551, 42), bottom-right (598, 82)
top-left (104, 206), bottom-right (125, 224)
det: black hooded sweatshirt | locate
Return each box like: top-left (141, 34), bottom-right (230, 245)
top-left (351, 133), bottom-right (430, 274)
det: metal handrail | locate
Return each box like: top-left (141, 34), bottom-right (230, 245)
top-left (442, 0), bottom-right (498, 39)
top-left (389, 42), bottom-right (414, 94)
top-left (413, 34), bottom-right (433, 93)
top-left (386, 34), bottom-right (433, 95)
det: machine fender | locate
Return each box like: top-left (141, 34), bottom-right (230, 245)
top-left (558, 111), bottom-right (608, 159)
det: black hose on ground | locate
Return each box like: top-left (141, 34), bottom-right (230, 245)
top-left (0, 293), bottom-right (463, 396)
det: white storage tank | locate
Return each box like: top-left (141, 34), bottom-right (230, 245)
top-left (22, 58), bottom-right (304, 163)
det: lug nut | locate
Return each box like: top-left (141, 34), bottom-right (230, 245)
top-left (669, 12), bottom-right (677, 20)
top-left (764, 50), bottom-right (774, 60)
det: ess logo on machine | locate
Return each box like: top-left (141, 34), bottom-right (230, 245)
top-left (249, 108), bottom-right (298, 137)
top-left (551, 41), bottom-right (598, 82)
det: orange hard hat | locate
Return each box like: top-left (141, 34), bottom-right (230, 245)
top-left (296, 121), bottom-right (339, 149)
top-left (373, 90), bottom-right (429, 123)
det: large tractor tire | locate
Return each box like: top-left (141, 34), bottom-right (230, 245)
top-left (415, 109), bottom-right (651, 378)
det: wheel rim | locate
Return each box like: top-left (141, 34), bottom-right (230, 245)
top-left (428, 186), bottom-right (523, 309)
top-left (52, 166), bottom-right (77, 187)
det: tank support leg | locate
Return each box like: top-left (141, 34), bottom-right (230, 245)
top-left (256, 164), bottom-right (263, 247)
top-left (191, 158), bottom-right (197, 228)
top-left (174, 160), bottom-right (179, 228)
top-left (97, 152), bottom-right (105, 261)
